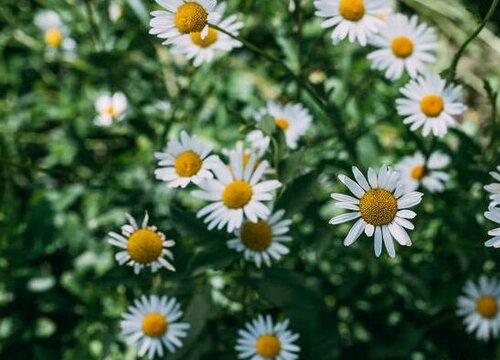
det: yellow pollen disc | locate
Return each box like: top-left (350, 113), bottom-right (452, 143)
top-left (240, 221), bottom-right (273, 252)
top-left (142, 313), bottom-right (168, 337)
top-left (190, 27), bottom-right (218, 47)
top-left (338, 0), bottom-right (365, 21)
top-left (359, 188), bottom-right (397, 226)
top-left (103, 106), bottom-right (117, 117)
top-left (175, 2), bottom-right (208, 34)
top-left (127, 229), bottom-right (163, 264)
top-left (256, 334), bottom-right (281, 358)
top-left (420, 95), bottom-right (444, 118)
top-left (44, 28), bottom-right (63, 47)
top-left (175, 150), bottom-right (202, 177)
top-left (275, 118), bottom-right (289, 131)
top-left (476, 296), bottom-right (498, 319)
top-left (411, 165), bottom-right (425, 180)
top-left (391, 36), bottom-right (414, 58)
top-left (222, 181), bottom-right (253, 209)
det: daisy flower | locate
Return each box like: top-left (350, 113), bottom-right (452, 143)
top-left (396, 73), bottom-right (467, 138)
top-left (457, 277), bottom-right (500, 341)
top-left (368, 14), bottom-right (437, 80)
top-left (227, 209), bottom-right (292, 267)
top-left (121, 295), bottom-right (190, 359)
top-left (192, 153), bottom-right (281, 232)
top-left (484, 166), bottom-right (500, 206)
top-left (34, 10), bottom-right (76, 54)
top-left (171, 2), bottom-right (243, 67)
top-left (484, 206), bottom-right (500, 248)
top-left (255, 102), bottom-right (313, 150)
top-left (396, 151), bottom-right (451, 193)
top-left (155, 131), bottom-right (219, 188)
top-left (149, 0), bottom-right (221, 46)
top-left (246, 130), bottom-right (271, 157)
top-left (329, 165), bottom-right (423, 258)
top-left (236, 314), bottom-right (300, 360)
top-left (314, 0), bottom-right (393, 46)
top-left (94, 92), bottom-right (128, 126)
top-left (107, 212), bottom-right (176, 274)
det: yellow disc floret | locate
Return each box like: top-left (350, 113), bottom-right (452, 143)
top-left (241, 221), bottom-right (273, 252)
top-left (411, 165), bottom-right (425, 180)
top-left (275, 118), bottom-right (289, 131)
top-left (338, 0), bottom-right (365, 21)
top-left (142, 313), bottom-right (168, 337)
top-left (175, 150), bottom-right (203, 177)
top-left (256, 334), bottom-right (281, 358)
top-left (175, 2), bottom-right (208, 34)
top-left (476, 295), bottom-right (498, 319)
top-left (127, 229), bottom-right (164, 264)
top-left (420, 95), bottom-right (444, 118)
top-left (190, 27), bottom-right (218, 47)
top-left (44, 28), bottom-right (63, 47)
top-left (103, 106), bottom-right (118, 117)
top-left (359, 188), bottom-right (397, 226)
top-left (391, 36), bottom-right (414, 58)
top-left (222, 181), bottom-right (253, 209)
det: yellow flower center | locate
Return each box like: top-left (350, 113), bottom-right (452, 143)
top-left (127, 229), bottom-right (163, 264)
top-left (240, 221), bottom-right (273, 252)
top-left (359, 188), bottom-right (398, 226)
top-left (142, 313), bottom-right (168, 337)
top-left (175, 2), bottom-right (208, 34)
top-left (476, 295), bottom-right (498, 319)
top-left (256, 334), bottom-right (281, 358)
top-left (411, 165), bottom-right (425, 180)
top-left (174, 150), bottom-right (202, 177)
top-left (103, 106), bottom-right (118, 117)
top-left (338, 0), bottom-right (365, 21)
top-left (420, 95), bottom-right (444, 118)
top-left (275, 118), bottom-right (289, 131)
top-left (391, 36), bottom-right (414, 58)
top-left (44, 28), bottom-right (63, 47)
top-left (222, 181), bottom-right (253, 209)
top-left (190, 27), bottom-right (218, 47)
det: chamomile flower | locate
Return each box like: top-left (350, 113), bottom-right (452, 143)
top-left (329, 166), bottom-right (423, 258)
top-left (314, 0), bottom-right (393, 46)
top-left (484, 166), bottom-right (500, 206)
top-left (368, 14), bottom-right (437, 80)
top-left (236, 314), bottom-right (300, 360)
top-left (457, 277), bottom-right (500, 341)
top-left (246, 130), bottom-right (271, 157)
top-left (120, 295), bottom-right (190, 359)
top-left (94, 92), bottom-right (128, 126)
top-left (192, 153), bottom-right (281, 232)
top-left (149, 0), bottom-right (221, 46)
top-left (171, 2), bottom-right (242, 67)
top-left (34, 10), bottom-right (76, 55)
top-left (396, 73), bottom-right (467, 138)
top-left (107, 212), bottom-right (176, 274)
top-left (396, 151), bottom-right (451, 193)
top-left (484, 206), bottom-right (500, 248)
top-left (227, 209), bottom-right (292, 267)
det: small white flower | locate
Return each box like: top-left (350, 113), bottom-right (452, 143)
top-left (107, 212), bottom-right (176, 274)
top-left (457, 276), bottom-right (500, 341)
top-left (329, 165), bottom-right (423, 258)
top-left (227, 209), bottom-right (292, 267)
top-left (396, 73), bottom-right (467, 138)
top-left (94, 92), bottom-right (128, 126)
top-left (396, 151), bottom-right (451, 192)
top-left (314, 0), bottom-right (393, 46)
top-left (149, 0), bottom-right (221, 46)
top-left (236, 314), bottom-right (300, 360)
top-left (368, 14), bottom-right (437, 80)
top-left (485, 206), bottom-right (500, 248)
top-left (484, 166), bottom-right (500, 206)
top-left (121, 295), bottom-right (190, 359)
top-left (155, 131), bottom-right (220, 188)
top-left (34, 10), bottom-right (76, 54)
top-left (246, 130), bottom-right (271, 157)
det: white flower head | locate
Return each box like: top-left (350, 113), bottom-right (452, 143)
top-left (107, 212), bottom-right (176, 274)
top-left (227, 208), bottom-right (292, 267)
top-left (246, 130), bottom-right (271, 157)
top-left (155, 131), bottom-right (220, 188)
top-left (314, 0), bottom-right (393, 46)
top-left (396, 73), bottom-right (467, 138)
top-left (368, 14), bottom-right (437, 80)
top-left (396, 151), bottom-right (451, 193)
top-left (457, 276), bottom-right (500, 341)
top-left (34, 10), bottom-right (75, 53)
top-left (149, 0), bottom-right (221, 47)
top-left (94, 92), bottom-right (128, 126)
top-left (121, 295), bottom-right (190, 359)
top-left (236, 314), bottom-right (300, 360)
top-left (329, 165), bottom-right (423, 258)
top-left (192, 153), bottom-right (281, 232)
top-left (484, 166), bottom-right (500, 207)
top-left (485, 206), bottom-right (500, 248)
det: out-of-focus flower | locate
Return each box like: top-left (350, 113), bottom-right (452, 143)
top-left (94, 92), bottom-right (128, 126)
top-left (34, 10), bottom-right (76, 56)
top-left (484, 166), bottom-right (500, 206)
top-left (396, 151), bottom-right (451, 192)
top-left (485, 206), bottom-right (500, 248)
